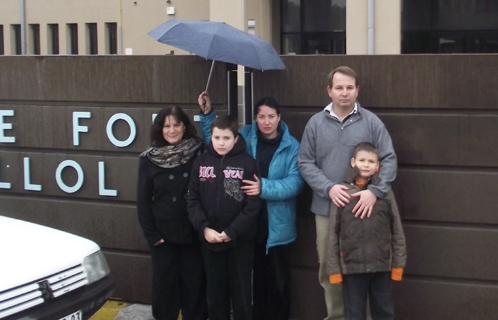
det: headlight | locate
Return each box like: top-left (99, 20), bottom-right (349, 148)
top-left (83, 251), bottom-right (110, 284)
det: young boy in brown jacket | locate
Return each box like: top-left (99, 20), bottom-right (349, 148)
top-left (326, 142), bottom-right (407, 320)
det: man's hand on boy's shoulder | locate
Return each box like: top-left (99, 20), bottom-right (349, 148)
top-left (329, 184), bottom-right (350, 207)
top-left (351, 189), bottom-right (377, 219)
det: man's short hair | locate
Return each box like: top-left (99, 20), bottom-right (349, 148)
top-left (212, 114), bottom-right (239, 138)
top-left (353, 142), bottom-right (379, 160)
top-left (328, 66), bottom-right (358, 87)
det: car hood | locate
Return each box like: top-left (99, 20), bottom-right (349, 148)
top-left (0, 216), bottom-right (100, 292)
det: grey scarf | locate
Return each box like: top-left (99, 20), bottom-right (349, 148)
top-left (140, 137), bottom-right (203, 168)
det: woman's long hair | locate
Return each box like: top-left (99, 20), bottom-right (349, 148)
top-left (150, 106), bottom-right (197, 147)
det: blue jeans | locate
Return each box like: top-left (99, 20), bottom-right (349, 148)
top-left (342, 272), bottom-right (394, 320)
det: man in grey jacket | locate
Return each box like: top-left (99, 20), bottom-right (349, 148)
top-left (298, 66), bottom-right (397, 320)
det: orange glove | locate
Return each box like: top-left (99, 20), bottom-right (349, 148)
top-left (329, 273), bottom-right (343, 284)
top-left (391, 267), bottom-right (404, 281)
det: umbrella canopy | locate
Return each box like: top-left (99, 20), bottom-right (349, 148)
top-left (148, 19), bottom-right (286, 71)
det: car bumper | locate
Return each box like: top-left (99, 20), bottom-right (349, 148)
top-left (4, 276), bottom-right (114, 320)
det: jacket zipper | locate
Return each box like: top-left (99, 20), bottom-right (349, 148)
top-left (214, 157), bottom-right (224, 229)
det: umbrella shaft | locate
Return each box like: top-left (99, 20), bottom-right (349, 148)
top-left (205, 60), bottom-right (215, 93)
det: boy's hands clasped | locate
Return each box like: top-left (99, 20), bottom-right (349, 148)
top-left (203, 174), bottom-right (260, 243)
top-left (204, 227), bottom-right (232, 243)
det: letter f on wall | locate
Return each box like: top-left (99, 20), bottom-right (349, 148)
top-left (73, 111), bottom-right (91, 146)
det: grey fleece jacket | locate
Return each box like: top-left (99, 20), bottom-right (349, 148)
top-left (298, 102), bottom-right (397, 216)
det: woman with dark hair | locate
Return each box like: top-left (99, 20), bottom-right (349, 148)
top-left (137, 106), bottom-right (207, 320)
top-left (197, 92), bottom-right (304, 320)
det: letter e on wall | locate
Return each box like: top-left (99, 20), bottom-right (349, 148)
top-left (0, 110), bottom-right (16, 143)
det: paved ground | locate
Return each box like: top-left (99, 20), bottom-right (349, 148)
top-left (114, 304), bottom-right (155, 320)
top-left (89, 300), bottom-right (157, 320)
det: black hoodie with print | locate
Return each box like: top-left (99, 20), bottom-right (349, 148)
top-left (187, 134), bottom-right (261, 251)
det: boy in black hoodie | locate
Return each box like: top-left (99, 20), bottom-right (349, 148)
top-left (187, 115), bottom-right (261, 320)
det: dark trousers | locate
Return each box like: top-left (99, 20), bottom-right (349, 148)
top-left (343, 272), bottom-right (394, 320)
top-left (253, 243), bottom-right (291, 320)
top-left (202, 242), bottom-right (254, 320)
top-left (150, 241), bottom-right (208, 320)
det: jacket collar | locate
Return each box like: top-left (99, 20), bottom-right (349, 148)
top-left (324, 102), bottom-right (361, 120)
top-left (344, 166), bottom-right (381, 188)
top-left (248, 120), bottom-right (292, 154)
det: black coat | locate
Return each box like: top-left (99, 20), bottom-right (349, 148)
top-left (187, 134), bottom-right (261, 251)
top-left (137, 154), bottom-right (199, 246)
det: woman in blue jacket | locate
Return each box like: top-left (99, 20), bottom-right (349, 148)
top-left (198, 92), bottom-right (304, 320)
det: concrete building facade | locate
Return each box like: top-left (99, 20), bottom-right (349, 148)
top-left (0, 0), bottom-right (402, 56)
top-left (2, 0), bottom-right (498, 57)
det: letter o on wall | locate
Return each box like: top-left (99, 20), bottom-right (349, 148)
top-left (56, 160), bottom-right (84, 194)
top-left (106, 113), bottom-right (136, 148)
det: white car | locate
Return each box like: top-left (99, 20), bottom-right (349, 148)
top-left (0, 215), bottom-right (114, 320)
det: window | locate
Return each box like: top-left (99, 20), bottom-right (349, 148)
top-left (12, 24), bottom-right (22, 55)
top-left (0, 25), bottom-right (4, 55)
top-left (402, 0), bottom-right (498, 53)
top-left (281, 0), bottom-right (346, 54)
top-left (67, 23), bottom-right (78, 54)
top-left (48, 24), bottom-right (59, 55)
top-left (105, 23), bottom-right (117, 54)
top-left (29, 24), bottom-right (40, 55)
top-left (282, 0), bottom-right (301, 33)
top-left (87, 23), bottom-right (98, 54)
top-left (304, 0), bottom-right (345, 32)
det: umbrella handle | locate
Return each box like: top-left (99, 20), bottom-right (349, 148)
top-left (205, 60), bottom-right (215, 94)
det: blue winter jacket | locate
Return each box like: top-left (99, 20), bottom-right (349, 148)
top-left (200, 111), bottom-right (304, 251)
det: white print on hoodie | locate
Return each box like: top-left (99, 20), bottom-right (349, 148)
top-left (223, 166), bottom-right (244, 202)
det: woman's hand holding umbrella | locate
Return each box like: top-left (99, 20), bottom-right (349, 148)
top-left (198, 91), bottom-right (212, 114)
